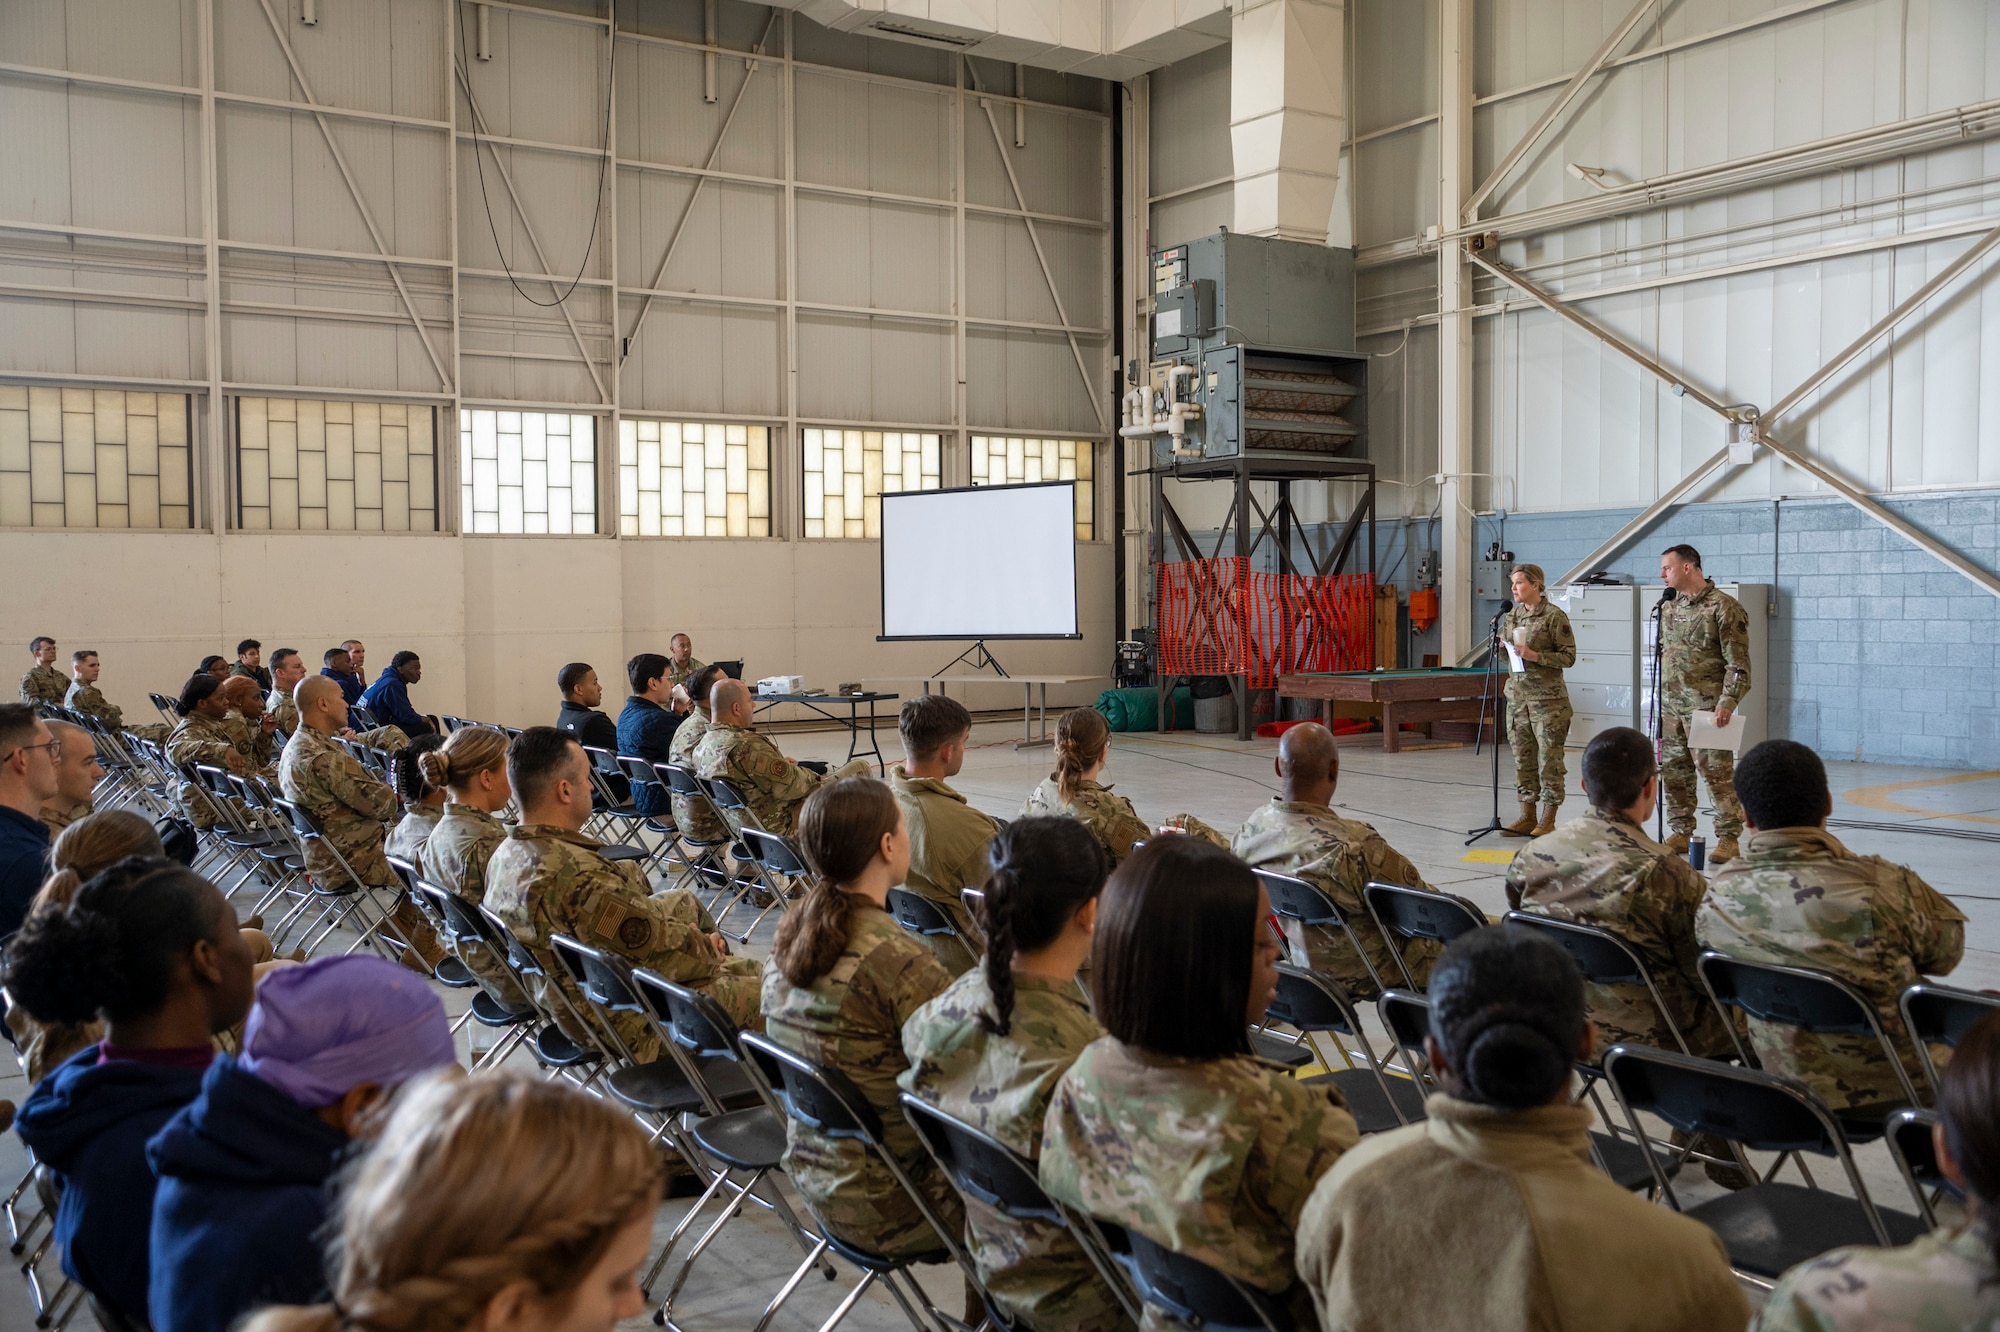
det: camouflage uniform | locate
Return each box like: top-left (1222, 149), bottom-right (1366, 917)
top-left (693, 720), bottom-right (869, 839)
top-left (1231, 798), bottom-right (1441, 998)
top-left (1659, 581), bottom-right (1751, 840)
top-left (668, 656), bottom-right (707, 697)
top-left (667, 709), bottom-right (727, 843)
top-left (19, 664), bottom-right (65, 708)
top-left (420, 802), bottom-right (529, 1008)
top-left (279, 726), bottom-right (443, 966)
top-left (1040, 1039), bottom-right (1359, 1330)
top-left (1499, 600), bottom-right (1576, 806)
top-left (265, 689), bottom-right (298, 738)
top-left (1505, 807), bottom-right (1730, 1057)
top-left (224, 713), bottom-right (279, 773)
top-left (65, 681), bottom-right (168, 742)
top-left (888, 765), bottom-right (996, 977)
top-left (1751, 1225), bottom-right (2000, 1332)
top-left (41, 799), bottom-right (90, 838)
top-left (385, 804), bottom-right (442, 867)
top-left (1696, 828), bottom-right (1965, 1110)
top-left (900, 970), bottom-right (1129, 1332)
top-left (166, 713), bottom-right (255, 828)
top-left (760, 903), bottom-right (961, 1261)
top-left (1021, 777), bottom-right (1224, 867)
top-left (486, 823), bottom-right (760, 1060)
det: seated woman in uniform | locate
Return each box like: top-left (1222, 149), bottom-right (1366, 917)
top-left (1754, 1005), bottom-right (2000, 1332)
top-left (1040, 837), bottom-right (1359, 1326)
top-left (900, 816), bottom-right (1129, 1332)
top-left (415, 726), bottom-right (527, 1008)
top-left (9, 857), bottom-right (259, 1326)
top-left (1294, 925), bottom-right (1747, 1332)
top-left (760, 777), bottom-right (971, 1315)
top-left (1021, 709), bottom-right (1223, 866)
top-left (241, 1072), bottom-right (661, 1332)
top-left (384, 733), bottom-right (448, 867)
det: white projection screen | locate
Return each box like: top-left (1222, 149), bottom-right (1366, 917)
top-left (880, 482), bottom-right (1080, 640)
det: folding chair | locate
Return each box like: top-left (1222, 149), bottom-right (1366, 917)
top-left (192, 763), bottom-right (285, 899)
top-left (410, 880), bottom-right (537, 1070)
top-left (581, 745), bottom-right (650, 851)
top-left (1266, 966), bottom-right (1424, 1133)
top-left (269, 797), bottom-right (407, 961)
top-left (885, 888), bottom-right (982, 969)
top-left (1698, 952), bottom-right (1923, 1138)
top-left (1361, 882), bottom-right (1487, 990)
top-left (1255, 869), bottom-right (1387, 995)
top-left (734, 826), bottom-right (819, 944)
top-left (148, 692), bottom-right (179, 728)
top-left (1092, 1218), bottom-right (1294, 1332)
top-left (1899, 982), bottom-right (2000, 1096)
top-left (349, 704), bottom-right (382, 730)
top-left (440, 715), bottom-right (467, 734)
top-left (703, 777), bottom-right (795, 934)
top-left (473, 905), bottom-right (605, 1086)
top-left (1884, 1106), bottom-right (1953, 1227)
top-left (615, 754), bottom-right (684, 876)
top-left (741, 1031), bottom-right (989, 1332)
top-left (659, 762), bottom-right (739, 897)
top-left (631, 971), bottom-right (833, 1328)
top-left (385, 856), bottom-right (478, 992)
top-left (901, 1094), bottom-right (1145, 1331)
top-left (1602, 1043), bottom-right (1927, 1283)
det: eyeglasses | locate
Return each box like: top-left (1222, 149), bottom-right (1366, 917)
top-left (5, 739), bottom-right (60, 763)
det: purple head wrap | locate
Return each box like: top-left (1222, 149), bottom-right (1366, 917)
top-left (238, 955), bottom-right (456, 1108)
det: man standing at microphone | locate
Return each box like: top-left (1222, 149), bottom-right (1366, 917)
top-left (1658, 544), bottom-right (1752, 863)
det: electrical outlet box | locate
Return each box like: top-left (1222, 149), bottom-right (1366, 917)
top-left (1474, 560), bottom-right (1514, 600)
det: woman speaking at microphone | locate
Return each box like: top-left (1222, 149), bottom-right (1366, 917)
top-left (1499, 565), bottom-right (1576, 837)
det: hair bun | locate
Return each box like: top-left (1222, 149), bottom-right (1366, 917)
top-left (1461, 1019), bottom-right (1571, 1110)
top-left (417, 749), bottom-right (452, 789)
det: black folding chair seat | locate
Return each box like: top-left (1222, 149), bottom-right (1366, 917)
top-left (1675, 1181), bottom-right (1928, 1278)
top-left (532, 1023), bottom-right (597, 1068)
top-left (692, 1105), bottom-right (789, 1173)
top-left (1098, 1219), bottom-right (1293, 1332)
top-left (1264, 965), bottom-right (1421, 1133)
top-left (1900, 982), bottom-right (2000, 1094)
top-left (432, 956), bottom-right (476, 988)
top-left (469, 988), bottom-right (535, 1027)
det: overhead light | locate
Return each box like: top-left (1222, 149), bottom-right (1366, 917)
top-left (867, 18), bottom-right (980, 48)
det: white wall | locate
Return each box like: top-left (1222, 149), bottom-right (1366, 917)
top-left (0, 0), bottom-right (1117, 725)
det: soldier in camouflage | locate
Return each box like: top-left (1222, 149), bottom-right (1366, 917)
top-left (1024, 708), bottom-right (1223, 866)
top-left (1231, 722), bottom-right (1441, 997)
top-left (694, 678), bottom-right (870, 839)
top-left (1498, 564), bottom-right (1576, 837)
top-left (1039, 839), bottom-right (1359, 1330)
top-left (888, 695), bottom-right (996, 977)
top-left (219, 676), bottom-right (280, 773)
top-left (1657, 544), bottom-right (1752, 862)
top-left (665, 663), bottom-right (727, 845)
top-left (418, 726), bottom-right (530, 1009)
top-left (38, 720), bottom-right (100, 838)
top-left (166, 676), bottom-right (265, 829)
top-left (64, 651), bottom-right (170, 742)
top-left (485, 727), bottom-right (759, 1060)
top-left (1696, 740), bottom-right (1965, 1112)
top-left (19, 637), bottom-right (64, 710)
top-left (1506, 726), bottom-right (1729, 1057)
top-left (665, 632), bottom-right (705, 708)
top-left (279, 676), bottom-right (445, 972)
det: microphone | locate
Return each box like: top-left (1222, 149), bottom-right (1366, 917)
top-left (1657, 587), bottom-right (1677, 606)
top-left (1491, 598), bottom-right (1513, 626)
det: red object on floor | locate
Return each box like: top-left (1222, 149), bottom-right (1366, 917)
top-left (1255, 717), bottom-right (1373, 739)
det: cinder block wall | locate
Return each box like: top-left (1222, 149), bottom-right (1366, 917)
top-left (1216, 493), bottom-right (2000, 770)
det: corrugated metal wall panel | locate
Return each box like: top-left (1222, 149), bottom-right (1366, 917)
top-left (794, 69), bottom-right (953, 199)
top-left (617, 297), bottom-right (783, 417)
top-left (63, 0), bottom-right (197, 87)
top-left (795, 195), bottom-right (953, 314)
top-left (965, 326), bottom-right (1108, 434)
top-left (617, 171), bottom-right (783, 297)
top-left (794, 314), bottom-right (954, 424)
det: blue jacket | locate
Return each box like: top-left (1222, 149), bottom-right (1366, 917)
top-left (359, 668), bottom-right (433, 736)
top-left (146, 1055), bottom-right (349, 1332)
top-left (617, 696), bottom-right (682, 817)
top-left (319, 667), bottom-right (364, 707)
top-left (0, 803), bottom-right (51, 942)
top-left (17, 1044), bottom-right (210, 1322)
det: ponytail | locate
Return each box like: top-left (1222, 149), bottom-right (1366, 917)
top-left (1053, 709), bottom-right (1109, 806)
top-left (774, 778), bottom-right (899, 988)
top-left (976, 817), bottom-right (1107, 1036)
top-left (422, 725), bottom-right (509, 796)
top-left (393, 734), bottom-right (447, 804)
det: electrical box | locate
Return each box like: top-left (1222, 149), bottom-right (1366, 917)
top-left (1474, 560), bottom-right (1514, 600)
top-left (1152, 279), bottom-right (1214, 358)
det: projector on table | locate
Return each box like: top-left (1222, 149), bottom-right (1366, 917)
top-left (756, 675), bottom-right (806, 696)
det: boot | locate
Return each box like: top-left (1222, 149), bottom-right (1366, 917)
top-left (1711, 835), bottom-right (1740, 865)
top-left (1502, 801), bottom-right (1538, 837)
top-left (1664, 831), bottom-right (1690, 854)
top-left (1533, 803), bottom-right (1559, 836)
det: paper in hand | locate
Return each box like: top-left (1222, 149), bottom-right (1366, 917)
top-left (1689, 709), bottom-right (1747, 753)
top-left (1503, 643), bottom-right (1526, 674)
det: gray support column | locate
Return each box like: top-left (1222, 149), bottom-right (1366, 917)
top-left (1438, 0), bottom-right (1476, 660)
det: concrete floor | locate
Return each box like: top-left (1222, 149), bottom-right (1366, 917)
top-left (4, 719), bottom-right (1992, 1331)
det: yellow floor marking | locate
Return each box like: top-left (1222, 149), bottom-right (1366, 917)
top-left (1463, 848), bottom-right (1519, 864)
top-left (1842, 771), bottom-right (2000, 826)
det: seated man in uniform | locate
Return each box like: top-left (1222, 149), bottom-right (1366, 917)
top-left (218, 676), bottom-right (280, 775)
top-left (693, 678), bottom-right (870, 840)
top-left (65, 650), bottom-right (169, 742)
top-left (484, 727), bottom-right (760, 1058)
top-left (666, 663), bottom-right (730, 848)
top-left (1698, 739), bottom-right (1966, 1113)
top-left (279, 676), bottom-right (445, 974)
top-left (1507, 726), bottom-right (1729, 1057)
top-left (886, 694), bottom-right (993, 975)
top-left (19, 637), bottom-right (64, 709)
top-left (1231, 722), bottom-right (1441, 996)
top-left (665, 633), bottom-right (704, 712)
top-left (554, 661), bottom-right (626, 803)
top-left (265, 649), bottom-right (307, 735)
top-left (38, 719), bottom-right (101, 836)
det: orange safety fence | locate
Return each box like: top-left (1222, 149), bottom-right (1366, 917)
top-left (1156, 558), bottom-right (1374, 689)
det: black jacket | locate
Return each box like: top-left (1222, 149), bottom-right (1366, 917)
top-left (556, 700), bottom-right (628, 802)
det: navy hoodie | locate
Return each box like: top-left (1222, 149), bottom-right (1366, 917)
top-left (15, 1044), bottom-right (211, 1322)
top-left (146, 1055), bottom-right (350, 1332)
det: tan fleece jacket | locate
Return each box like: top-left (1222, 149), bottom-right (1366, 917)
top-left (1295, 1094), bottom-right (1749, 1332)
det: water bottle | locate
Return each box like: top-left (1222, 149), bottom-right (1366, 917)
top-left (1689, 836), bottom-right (1706, 871)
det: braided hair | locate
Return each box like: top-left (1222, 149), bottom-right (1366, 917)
top-left (240, 1072), bottom-right (663, 1332)
top-left (1052, 708), bottom-right (1109, 806)
top-left (975, 817), bottom-right (1106, 1036)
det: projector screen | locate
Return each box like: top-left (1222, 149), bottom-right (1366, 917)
top-left (880, 482), bottom-right (1080, 640)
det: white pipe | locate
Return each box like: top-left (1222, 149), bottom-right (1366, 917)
top-left (301, 0), bottom-right (317, 24)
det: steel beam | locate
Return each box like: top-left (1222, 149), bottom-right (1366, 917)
top-left (1460, 0), bottom-right (1653, 222)
top-left (1437, 0), bottom-right (1476, 660)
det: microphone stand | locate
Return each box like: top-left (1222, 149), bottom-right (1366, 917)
top-left (1650, 591), bottom-right (1672, 842)
top-left (1465, 601), bottom-right (1513, 845)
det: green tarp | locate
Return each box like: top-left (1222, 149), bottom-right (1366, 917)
top-left (1095, 685), bottom-right (1194, 732)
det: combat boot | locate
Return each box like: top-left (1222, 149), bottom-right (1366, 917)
top-left (1663, 831), bottom-right (1690, 854)
top-left (1533, 803), bottom-right (1559, 836)
top-left (1711, 835), bottom-right (1739, 865)
top-left (1502, 801), bottom-right (1538, 836)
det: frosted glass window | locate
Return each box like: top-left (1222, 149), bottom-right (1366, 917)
top-left (236, 398), bottom-right (437, 532)
top-left (801, 428), bottom-right (940, 539)
top-left (618, 420), bottom-right (770, 537)
top-left (458, 410), bottom-right (598, 534)
top-left (970, 435), bottom-right (1096, 540)
top-left (0, 387), bottom-right (193, 529)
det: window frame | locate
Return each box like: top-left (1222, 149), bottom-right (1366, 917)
top-left (616, 416), bottom-right (777, 540)
top-left (967, 433), bottom-right (1105, 542)
top-left (231, 396), bottom-right (442, 535)
top-left (456, 407), bottom-right (604, 537)
top-left (0, 385), bottom-right (198, 532)
top-left (799, 425), bottom-right (947, 541)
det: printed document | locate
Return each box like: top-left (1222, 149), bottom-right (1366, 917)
top-left (1689, 710), bottom-right (1747, 753)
